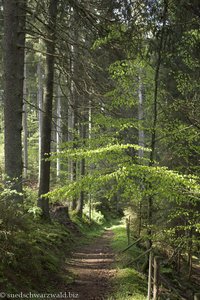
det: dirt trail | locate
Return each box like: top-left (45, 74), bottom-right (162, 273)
top-left (65, 229), bottom-right (117, 300)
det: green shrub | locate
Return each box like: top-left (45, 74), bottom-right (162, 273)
top-left (0, 188), bottom-right (72, 292)
top-left (83, 203), bottom-right (105, 224)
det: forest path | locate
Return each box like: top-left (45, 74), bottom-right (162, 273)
top-left (64, 229), bottom-right (117, 300)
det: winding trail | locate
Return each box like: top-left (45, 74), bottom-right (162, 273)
top-left (66, 229), bottom-right (117, 300)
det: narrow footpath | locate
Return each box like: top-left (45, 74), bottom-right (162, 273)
top-left (65, 229), bottom-right (117, 300)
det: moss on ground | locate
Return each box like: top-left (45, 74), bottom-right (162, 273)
top-left (109, 223), bottom-right (147, 300)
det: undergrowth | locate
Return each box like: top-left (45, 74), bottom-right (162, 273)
top-left (0, 201), bottom-right (73, 292)
top-left (0, 193), bottom-right (107, 293)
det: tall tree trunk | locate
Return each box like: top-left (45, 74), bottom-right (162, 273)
top-left (56, 84), bottom-right (61, 178)
top-left (3, 0), bottom-right (27, 194)
top-left (77, 123), bottom-right (86, 217)
top-left (142, 0), bottom-right (168, 272)
top-left (138, 74), bottom-right (145, 160)
top-left (67, 27), bottom-right (75, 208)
top-left (68, 29), bottom-right (78, 211)
top-left (68, 85), bottom-right (76, 210)
top-left (88, 99), bottom-right (92, 221)
top-left (68, 96), bottom-right (74, 180)
top-left (138, 73), bottom-right (145, 236)
top-left (37, 60), bottom-right (43, 184)
top-left (148, 0), bottom-right (168, 240)
top-left (23, 56), bottom-right (28, 179)
top-left (38, 0), bottom-right (58, 219)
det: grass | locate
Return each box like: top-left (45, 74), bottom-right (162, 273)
top-left (108, 222), bottom-right (147, 300)
top-left (109, 222), bottom-right (199, 300)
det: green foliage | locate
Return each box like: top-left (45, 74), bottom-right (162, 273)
top-left (0, 189), bottom-right (73, 292)
top-left (23, 187), bottom-right (42, 218)
top-left (51, 142), bottom-right (149, 162)
top-left (83, 203), bottom-right (105, 224)
top-left (0, 0), bottom-right (199, 297)
top-left (48, 97), bottom-right (200, 252)
top-left (92, 24), bottom-right (127, 50)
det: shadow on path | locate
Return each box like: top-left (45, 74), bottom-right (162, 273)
top-left (65, 229), bottom-right (116, 300)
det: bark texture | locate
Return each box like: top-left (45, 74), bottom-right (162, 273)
top-left (37, 60), bottom-right (43, 183)
top-left (38, 0), bottom-right (58, 219)
top-left (3, 0), bottom-right (26, 193)
top-left (77, 123), bottom-right (86, 217)
top-left (56, 84), bottom-right (61, 178)
top-left (23, 56), bottom-right (28, 179)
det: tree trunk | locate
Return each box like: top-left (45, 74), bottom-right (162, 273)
top-left (188, 228), bottom-right (193, 280)
top-left (138, 73), bottom-right (145, 236)
top-left (147, 251), bottom-right (153, 300)
top-left (153, 256), bottom-right (160, 300)
top-left (56, 84), bottom-right (61, 178)
top-left (145, 0), bottom-right (168, 271)
top-left (37, 60), bottom-right (43, 184)
top-left (77, 160), bottom-right (85, 217)
top-left (148, 0), bottom-right (168, 225)
top-left (68, 22), bottom-right (78, 211)
top-left (38, 0), bottom-right (58, 219)
top-left (68, 95), bottom-right (74, 183)
top-left (68, 94), bottom-right (77, 210)
top-left (3, 0), bottom-right (26, 195)
top-left (77, 123), bottom-right (86, 217)
top-left (23, 55), bottom-right (28, 179)
top-left (88, 99), bottom-right (92, 220)
top-left (138, 74), bottom-right (145, 159)
top-left (67, 40), bottom-right (75, 209)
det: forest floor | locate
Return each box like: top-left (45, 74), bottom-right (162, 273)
top-left (2, 210), bottom-right (199, 299)
top-left (60, 223), bottom-right (200, 300)
top-left (62, 229), bottom-right (117, 300)
top-left (56, 223), bottom-right (148, 300)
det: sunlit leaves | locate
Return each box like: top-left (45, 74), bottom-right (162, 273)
top-left (51, 142), bottom-right (150, 161)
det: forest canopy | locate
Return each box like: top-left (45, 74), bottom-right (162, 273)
top-left (0, 0), bottom-right (200, 297)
